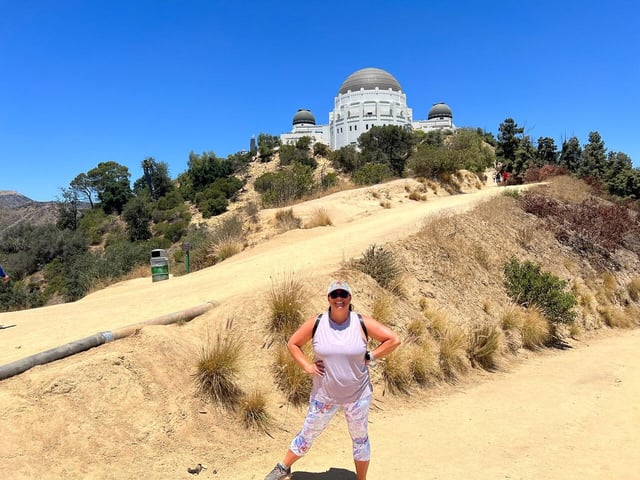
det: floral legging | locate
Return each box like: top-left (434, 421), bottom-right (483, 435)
top-left (290, 396), bottom-right (372, 461)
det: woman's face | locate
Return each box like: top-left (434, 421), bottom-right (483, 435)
top-left (328, 289), bottom-right (351, 311)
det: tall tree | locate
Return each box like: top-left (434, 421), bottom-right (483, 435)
top-left (186, 151), bottom-right (234, 192)
top-left (495, 118), bottom-right (524, 171)
top-left (558, 136), bottom-right (582, 172)
top-left (536, 137), bottom-right (558, 166)
top-left (70, 173), bottom-right (96, 209)
top-left (134, 157), bottom-right (173, 200)
top-left (56, 187), bottom-right (82, 230)
top-left (86, 161), bottom-right (132, 214)
top-left (513, 135), bottom-right (536, 177)
top-left (358, 125), bottom-right (414, 176)
top-left (579, 131), bottom-right (607, 179)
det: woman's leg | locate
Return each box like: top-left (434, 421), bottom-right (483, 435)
top-left (343, 396), bottom-right (372, 480)
top-left (287, 399), bottom-right (339, 462)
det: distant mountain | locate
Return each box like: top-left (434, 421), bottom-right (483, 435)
top-left (0, 190), bottom-right (59, 234)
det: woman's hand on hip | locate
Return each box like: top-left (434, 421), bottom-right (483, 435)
top-left (305, 360), bottom-right (325, 377)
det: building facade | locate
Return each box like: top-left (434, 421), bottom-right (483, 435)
top-left (281, 67), bottom-right (455, 149)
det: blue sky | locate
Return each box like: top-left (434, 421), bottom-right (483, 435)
top-left (1, 1), bottom-right (638, 202)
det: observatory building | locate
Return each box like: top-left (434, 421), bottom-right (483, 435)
top-left (280, 67), bottom-right (455, 149)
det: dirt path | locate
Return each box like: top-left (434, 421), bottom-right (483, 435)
top-left (247, 329), bottom-right (640, 480)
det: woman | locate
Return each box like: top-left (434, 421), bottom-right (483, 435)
top-left (264, 280), bottom-right (401, 480)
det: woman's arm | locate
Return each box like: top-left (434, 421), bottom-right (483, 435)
top-left (361, 314), bottom-right (401, 360)
top-left (287, 316), bottom-right (325, 377)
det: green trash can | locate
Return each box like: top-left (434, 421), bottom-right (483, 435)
top-left (151, 249), bottom-right (169, 282)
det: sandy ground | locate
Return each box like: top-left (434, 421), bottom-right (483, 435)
top-left (1, 179), bottom-right (639, 479)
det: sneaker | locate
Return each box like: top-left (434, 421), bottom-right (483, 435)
top-left (264, 462), bottom-right (291, 480)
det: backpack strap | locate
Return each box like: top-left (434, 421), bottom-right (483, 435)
top-left (312, 312), bottom-right (368, 340)
top-left (311, 313), bottom-right (322, 338)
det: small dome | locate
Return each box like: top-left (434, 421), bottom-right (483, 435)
top-left (338, 67), bottom-right (402, 95)
top-left (428, 102), bottom-right (453, 119)
top-left (293, 108), bottom-right (316, 126)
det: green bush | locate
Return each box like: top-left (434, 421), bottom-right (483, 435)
top-left (353, 163), bottom-right (393, 185)
top-left (503, 257), bottom-right (576, 325)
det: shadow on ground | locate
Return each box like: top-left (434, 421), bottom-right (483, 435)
top-left (292, 467), bottom-right (356, 479)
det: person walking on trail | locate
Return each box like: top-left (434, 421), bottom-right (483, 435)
top-left (0, 265), bottom-right (9, 284)
top-left (264, 280), bottom-right (401, 480)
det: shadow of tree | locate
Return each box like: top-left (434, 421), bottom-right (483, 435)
top-left (292, 467), bottom-right (356, 479)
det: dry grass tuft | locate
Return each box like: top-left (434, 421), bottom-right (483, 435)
top-left (275, 208), bottom-right (302, 232)
top-left (520, 306), bottom-right (551, 350)
top-left (240, 389), bottom-right (273, 432)
top-left (209, 237), bottom-right (243, 262)
top-left (304, 208), bottom-right (333, 228)
top-left (406, 315), bottom-right (428, 343)
top-left (267, 273), bottom-right (306, 339)
top-left (515, 226), bottom-right (535, 249)
top-left (626, 278), bottom-right (640, 302)
top-left (194, 328), bottom-right (244, 410)
top-left (438, 324), bottom-right (470, 381)
top-left (406, 339), bottom-right (440, 386)
top-left (371, 293), bottom-right (394, 326)
top-left (272, 343), bottom-right (312, 405)
top-left (381, 348), bottom-right (413, 395)
top-left (468, 321), bottom-right (504, 371)
top-left (599, 305), bottom-right (637, 329)
top-left (497, 303), bottom-right (524, 353)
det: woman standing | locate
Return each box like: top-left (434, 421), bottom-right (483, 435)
top-left (264, 280), bottom-right (401, 480)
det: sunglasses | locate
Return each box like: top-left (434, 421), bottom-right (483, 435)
top-left (329, 290), bottom-right (350, 299)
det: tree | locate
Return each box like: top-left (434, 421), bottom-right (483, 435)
top-left (133, 157), bottom-right (173, 200)
top-left (495, 118), bottom-right (524, 171)
top-left (56, 187), bottom-right (82, 230)
top-left (558, 136), bottom-right (582, 172)
top-left (579, 131), bottom-right (607, 179)
top-left (358, 125), bottom-right (414, 176)
top-left (86, 161), bottom-right (132, 214)
top-left (70, 173), bottom-right (97, 209)
top-left (330, 145), bottom-right (361, 173)
top-left (122, 197), bottom-right (152, 241)
top-left (513, 135), bottom-right (536, 178)
top-left (536, 137), bottom-right (558, 166)
top-left (186, 151), bottom-right (234, 192)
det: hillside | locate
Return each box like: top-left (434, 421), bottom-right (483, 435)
top-left (0, 190), bottom-right (59, 234)
top-left (0, 175), bottom-right (639, 479)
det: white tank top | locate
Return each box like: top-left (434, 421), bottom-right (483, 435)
top-left (311, 311), bottom-right (372, 404)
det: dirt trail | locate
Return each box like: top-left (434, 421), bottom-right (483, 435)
top-left (241, 330), bottom-right (640, 480)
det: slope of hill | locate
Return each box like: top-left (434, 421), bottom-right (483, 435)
top-left (0, 190), bottom-right (59, 233)
top-left (0, 175), bottom-right (639, 479)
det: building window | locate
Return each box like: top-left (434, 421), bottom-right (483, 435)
top-left (354, 125), bottom-right (357, 131)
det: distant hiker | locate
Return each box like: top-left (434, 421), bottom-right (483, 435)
top-left (0, 265), bottom-right (9, 284)
top-left (263, 280), bottom-right (401, 480)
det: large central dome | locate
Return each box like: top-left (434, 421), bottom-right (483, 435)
top-left (338, 67), bottom-right (402, 95)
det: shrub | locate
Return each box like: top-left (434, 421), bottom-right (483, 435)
top-left (304, 208), bottom-right (332, 228)
top-left (194, 331), bottom-right (244, 410)
top-left (437, 324), bottom-right (470, 382)
top-left (627, 278), bottom-right (640, 302)
top-left (352, 244), bottom-right (401, 290)
top-left (381, 349), bottom-right (413, 395)
top-left (599, 306), bottom-right (637, 329)
top-left (353, 163), bottom-right (394, 185)
top-left (467, 321), bottom-right (504, 370)
top-left (371, 293), bottom-right (394, 326)
top-left (240, 390), bottom-right (273, 432)
top-left (503, 257), bottom-right (576, 325)
top-left (407, 339), bottom-right (440, 386)
top-left (520, 306), bottom-right (551, 349)
top-left (272, 343), bottom-right (312, 405)
top-left (267, 273), bottom-right (306, 339)
top-left (275, 208), bottom-right (302, 233)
